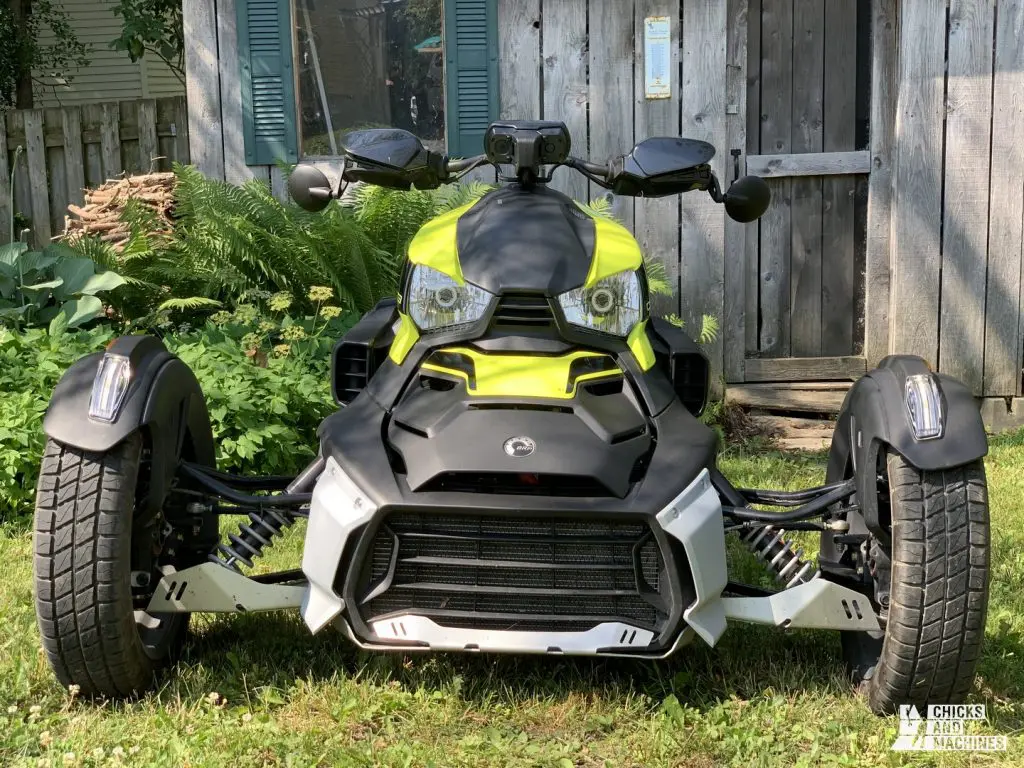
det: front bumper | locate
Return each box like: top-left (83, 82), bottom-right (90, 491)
top-left (149, 458), bottom-right (880, 654)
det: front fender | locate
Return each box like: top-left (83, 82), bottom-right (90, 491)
top-left (826, 355), bottom-right (987, 538)
top-left (42, 335), bottom-right (215, 514)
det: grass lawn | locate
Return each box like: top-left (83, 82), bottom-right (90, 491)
top-left (1, 436), bottom-right (1022, 767)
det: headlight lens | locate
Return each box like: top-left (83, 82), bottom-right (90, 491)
top-left (406, 265), bottom-right (494, 331)
top-left (557, 270), bottom-right (643, 336)
top-left (88, 353), bottom-right (131, 423)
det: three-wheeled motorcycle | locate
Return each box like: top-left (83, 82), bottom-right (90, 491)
top-left (34, 120), bottom-right (990, 714)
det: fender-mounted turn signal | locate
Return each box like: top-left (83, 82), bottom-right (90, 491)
top-left (88, 353), bottom-right (131, 423)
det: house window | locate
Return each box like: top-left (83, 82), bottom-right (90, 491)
top-left (294, 0), bottom-right (447, 157)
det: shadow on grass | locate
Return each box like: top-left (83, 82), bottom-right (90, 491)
top-left (178, 608), bottom-right (850, 714)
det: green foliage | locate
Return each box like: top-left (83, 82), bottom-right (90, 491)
top-left (110, 0), bottom-right (184, 85)
top-left (69, 165), bottom-right (404, 325)
top-left (0, 324), bottom-right (115, 518)
top-left (664, 312), bottom-right (719, 345)
top-left (0, 0), bottom-right (91, 108)
top-left (0, 242), bottom-right (125, 330)
top-left (350, 180), bottom-right (492, 260)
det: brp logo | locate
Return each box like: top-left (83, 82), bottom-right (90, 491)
top-left (503, 436), bottom-right (536, 458)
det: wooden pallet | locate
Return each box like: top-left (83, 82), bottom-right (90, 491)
top-left (748, 414), bottom-right (835, 452)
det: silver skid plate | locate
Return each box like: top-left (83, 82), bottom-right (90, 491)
top-left (147, 563), bottom-right (305, 613)
top-left (721, 579), bottom-right (881, 632)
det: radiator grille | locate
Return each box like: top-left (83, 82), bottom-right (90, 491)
top-left (358, 513), bottom-right (667, 633)
top-left (491, 294), bottom-right (556, 329)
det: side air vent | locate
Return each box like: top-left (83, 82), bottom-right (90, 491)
top-left (491, 293), bottom-right (556, 329)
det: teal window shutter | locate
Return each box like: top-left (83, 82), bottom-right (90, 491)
top-left (237, 0), bottom-right (298, 165)
top-left (444, 0), bottom-right (499, 157)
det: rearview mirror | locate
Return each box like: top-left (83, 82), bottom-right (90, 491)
top-left (723, 175), bottom-right (771, 222)
top-left (607, 137), bottom-right (717, 198)
top-left (340, 128), bottom-right (444, 190)
top-left (287, 165), bottom-right (333, 212)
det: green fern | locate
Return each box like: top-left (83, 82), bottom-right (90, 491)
top-left (157, 297), bottom-right (224, 313)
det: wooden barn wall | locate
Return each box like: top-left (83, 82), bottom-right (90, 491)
top-left (497, 0), bottom-right (733, 390)
top-left (889, 0), bottom-right (1024, 398)
top-left (745, 0), bottom-right (870, 364)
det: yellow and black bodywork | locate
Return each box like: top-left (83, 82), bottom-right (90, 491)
top-left (317, 182), bottom-right (719, 654)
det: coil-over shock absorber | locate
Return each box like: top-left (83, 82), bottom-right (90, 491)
top-left (210, 456), bottom-right (325, 571)
top-left (740, 524), bottom-right (819, 587)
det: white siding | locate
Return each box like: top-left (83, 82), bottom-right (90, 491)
top-left (143, 52), bottom-right (186, 98)
top-left (32, 0), bottom-right (184, 106)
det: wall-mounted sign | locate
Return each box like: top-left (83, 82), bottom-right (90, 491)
top-left (644, 16), bottom-right (671, 100)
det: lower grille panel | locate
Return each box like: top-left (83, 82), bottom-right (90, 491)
top-left (358, 513), bottom-right (668, 633)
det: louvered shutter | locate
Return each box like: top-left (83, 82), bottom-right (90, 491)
top-left (237, 0), bottom-right (298, 165)
top-left (444, 0), bottom-right (500, 157)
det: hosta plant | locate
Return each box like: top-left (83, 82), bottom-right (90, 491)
top-left (0, 242), bottom-right (125, 330)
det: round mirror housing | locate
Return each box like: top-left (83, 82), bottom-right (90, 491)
top-left (288, 165), bottom-right (333, 212)
top-left (723, 175), bottom-right (771, 223)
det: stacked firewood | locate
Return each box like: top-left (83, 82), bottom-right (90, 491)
top-left (61, 172), bottom-right (176, 250)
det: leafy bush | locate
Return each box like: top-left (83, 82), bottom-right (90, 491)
top-left (0, 242), bottom-right (125, 329)
top-left (0, 301), bottom-right (348, 522)
top-left (0, 324), bottom-right (116, 518)
top-left (72, 165), bottom-right (401, 324)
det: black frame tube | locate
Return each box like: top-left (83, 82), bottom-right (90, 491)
top-left (709, 467), bottom-right (856, 523)
top-left (179, 462), bottom-right (314, 507)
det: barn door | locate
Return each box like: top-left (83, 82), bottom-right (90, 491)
top-left (732, 0), bottom-right (874, 397)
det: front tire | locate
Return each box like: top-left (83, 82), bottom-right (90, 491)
top-left (856, 452), bottom-right (990, 714)
top-left (33, 434), bottom-right (187, 697)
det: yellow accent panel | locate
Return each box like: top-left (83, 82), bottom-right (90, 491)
top-left (406, 200), bottom-right (479, 284)
top-left (422, 348), bottom-right (621, 399)
top-left (578, 206), bottom-right (644, 287)
top-left (627, 321), bottom-right (656, 371)
top-left (389, 312), bottom-right (420, 364)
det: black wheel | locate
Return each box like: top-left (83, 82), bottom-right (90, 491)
top-left (830, 450), bottom-right (990, 715)
top-left (33, 434), bottom-right (188, 697)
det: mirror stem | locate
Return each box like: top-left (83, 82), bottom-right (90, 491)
top-left (706, 174), bottom-right (724, 204)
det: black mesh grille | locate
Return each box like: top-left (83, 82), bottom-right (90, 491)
top-left (358, 513), bottom-right (668, 632)
top-left (419, 472), bottom-right (611, 496)
top-left (491, 294), bottom-right (556, 328)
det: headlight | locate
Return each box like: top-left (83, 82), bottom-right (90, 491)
top-left (557, 270), bottom-right (643, 336)
top-left (406, 265), bottom-right (494, 331)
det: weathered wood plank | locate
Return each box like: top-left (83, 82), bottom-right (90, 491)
top-left (889, 0), bottom-right (946, 364)
top-left (745, 151), bottom-right (871, 178)
top-left (217, 0), bottom-right (255, 183)
top-left (680, 0), bottom-right (728, 395)
top-left (724, 0), bottom-right (749, 382)
top-left (137, 99), bottom-right (159, 174)
top-left (0, 112), bottom-right (9, 243)
top-left (864, 0), bottom-right (897, 367)
top-left (183, 0), bottom-right (224, 178)
top-left (270, 165), bottom-right (289, 204)
top-left (99, 102), bottom-right (122, 179)
top-left (744, 0), bottom-right (761, 358)
top-left (589, 0), bottom-right (635, 228)
top-left (983, 0), bottom-right (1024, 396)
top-left (743, 355), bottom-right (866, 382)
top-left (44, 109), bottom-right (69, 240)
top-left (172, 96), bottom-right (191, 166)
top-left (23, 110), bottom-right (52, 244)
top-left (789, 0), bottom-right (824, 357)
top-left (61, 107), bottom-right (86, 208)
top-left (119, 101), bottom-right (141, 175)
top-left (938, 0), bottom-right (995, 394)
top-left (542, 0), bottom-right (588, 202)
top-left (758, 0), bottom-right (793, 357)
top-left (498, 0), bottom-right (541, 120)
top-left (980, 397), bottom-right (1024, 433)
top-left (7, 112), bottom-right (32, 239)
top-left (821, 0), bottom-right (858, 357)
top-left (635, 1), bottom-right (681, 318)
top-left (726, 382), bottom-right (850, 413)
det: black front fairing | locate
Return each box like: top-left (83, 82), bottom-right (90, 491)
top-left (449, 185), bottom-right (596, 295)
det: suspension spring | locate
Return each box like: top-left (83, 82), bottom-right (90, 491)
top-left (210, 508), bottom-right (297, 571)
top-left (209, 455), bottom-right (325, 572)
top-left (740, 524), bottom-right (819, 587)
